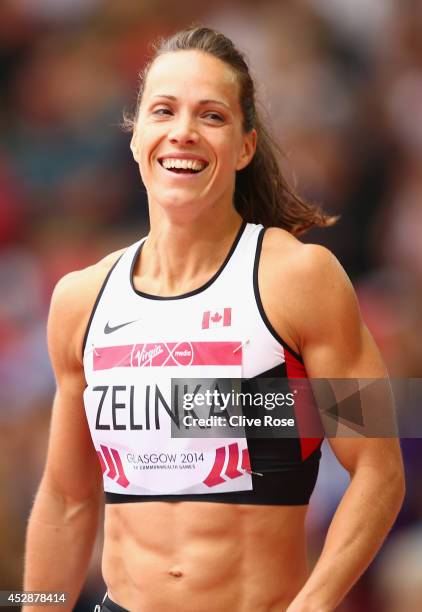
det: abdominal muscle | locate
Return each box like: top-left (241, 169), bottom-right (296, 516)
top-left (102, 502), bottom-right (309, 612)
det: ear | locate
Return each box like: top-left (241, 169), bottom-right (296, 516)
top-left (130, 131), bottom-right (140, 163)
top-left (236, 129), bottom-right (257, 171)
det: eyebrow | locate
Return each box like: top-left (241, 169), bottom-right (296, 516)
top-left (152, 95), bottom-right (231, 110)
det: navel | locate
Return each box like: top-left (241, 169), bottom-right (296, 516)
top-left (168, 567), bottom-right (184, 578)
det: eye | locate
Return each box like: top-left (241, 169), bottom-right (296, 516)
top-left (152, 107), bottom-right (173, 117)
top-left (203, 112), bottom-right (224, 123)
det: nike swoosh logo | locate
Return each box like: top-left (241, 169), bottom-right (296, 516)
top-left (104, 320), bottom-right (138, 334)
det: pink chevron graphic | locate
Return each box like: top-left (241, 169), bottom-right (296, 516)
top-left (100, 445), bottom-right (116, 479)
top-left (225, 443), bottom-right (244, 478)
top-left (203, 443), bottom-right (249, 488)
top-left (97, 445), bottom-right (129, 488)
top-left (110, 448), bottom-right (130, 488)
top-left (97, 451), bottom-right (106, 474)
top-left (203, 446), bottom-right (226, 487)
top-left (241, 448), bottom-right (251, 473)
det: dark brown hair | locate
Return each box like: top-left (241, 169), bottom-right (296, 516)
top-left (125, 26), bottom-right (338, 235)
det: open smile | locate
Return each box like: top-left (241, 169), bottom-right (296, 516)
top-left (158, 157), bottom-right (209, 175)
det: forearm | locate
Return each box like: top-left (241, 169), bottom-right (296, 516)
top-left (288, 464), bottom-right (404, 611)
top-left (23, 482), bottom-right (101, 612)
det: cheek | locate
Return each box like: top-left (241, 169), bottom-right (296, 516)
top-left (223, 126), bottom-right (245, 159)
top-left (211, 129), bottom-right (239, 159)
top-left (136, 131), bottom-right (160, 172)
top-left (217, 141), bottom-right (243, 172)
top-left (134, 119), bottom-right (162, 155)
top-left (135, 147), bottom-right (153, 186)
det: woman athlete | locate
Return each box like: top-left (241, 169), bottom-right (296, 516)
top-left (24, 27), bottom-right (404, 612)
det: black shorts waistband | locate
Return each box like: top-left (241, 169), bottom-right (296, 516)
top-left (101, 595), bottom-right (129, 612)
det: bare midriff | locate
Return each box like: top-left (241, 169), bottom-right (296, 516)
top-left (102, 502), bottom-right (309, 612)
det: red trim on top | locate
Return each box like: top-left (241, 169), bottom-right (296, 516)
top-left (284, 349), bottom-right (323, 460)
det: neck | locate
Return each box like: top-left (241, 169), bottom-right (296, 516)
top-left (136, 203), bottom-right (243, 296)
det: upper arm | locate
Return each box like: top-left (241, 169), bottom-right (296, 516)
top-left (291, 244), bottom-right (386, 380)
top-left (40, 272), bottom-right (104, 503)
top-left (269, 241), bottom-right (404, 479)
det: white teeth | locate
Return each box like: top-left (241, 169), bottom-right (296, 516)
top-left (161, 158), bottom-right (206, 171)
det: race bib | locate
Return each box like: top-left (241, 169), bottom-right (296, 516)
top-left (84, 340), bottom-right (253, 495)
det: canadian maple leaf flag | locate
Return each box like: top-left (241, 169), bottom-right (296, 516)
top-left (202, 308), bottom-right (232, 329)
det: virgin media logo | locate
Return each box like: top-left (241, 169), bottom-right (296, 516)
top-left (93, 341), bottom-right (242, 370)
top-left (130, 341), bottom-right (194, 367)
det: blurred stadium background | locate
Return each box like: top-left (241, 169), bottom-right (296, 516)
top-left (1, 1), bottom-right (421, 610)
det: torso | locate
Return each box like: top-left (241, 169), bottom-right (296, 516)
top-left (74, 224), bottom-right (315, 612)
top-left (103, 502), bottom-right (308, 612)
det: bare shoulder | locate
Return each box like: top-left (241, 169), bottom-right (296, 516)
top-left (48, 247), bottom-right (127, 371)
top-left (263, 226), bottom-right (335, 270)
top-left (262, 227), bottom-right (354, 298)
top-left (259, 227), bottom-right (360, 353)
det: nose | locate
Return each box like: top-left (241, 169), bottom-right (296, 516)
top-left (167, 113), bottom-right (198, 146)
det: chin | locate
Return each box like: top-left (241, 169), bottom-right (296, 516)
top-left (155, 190), bottom-right (205, 212)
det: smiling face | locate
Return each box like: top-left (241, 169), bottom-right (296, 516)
top-left (131, 50), bottom-right (256, 219)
